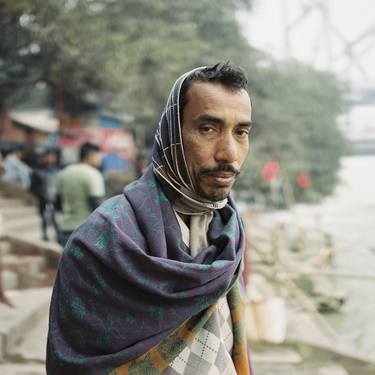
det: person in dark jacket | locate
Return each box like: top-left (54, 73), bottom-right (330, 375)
top-left (31, 149), bottom-right (61, 242)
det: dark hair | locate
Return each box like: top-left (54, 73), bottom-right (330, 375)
top-left (179, 62), bottom-right (248, 115)
top-left (79, 142), bottom-right (100, 161)
top-left (42, 147), bottom-right (58, 157)
top-left (8, 143), bottom-right (25, 153)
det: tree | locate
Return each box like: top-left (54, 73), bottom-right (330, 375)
top-left (0, 0), bottom-right (253, 115)
top-left (0, 0), bottom-right (347, 205)
top-left (236, 60), bottom-right (348, 204)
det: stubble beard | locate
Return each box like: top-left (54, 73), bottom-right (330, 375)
top-left (195, 180), bottom-right (233, 202)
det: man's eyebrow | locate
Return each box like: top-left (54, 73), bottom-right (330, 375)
top-left (238, 121), bottom-right (252, 127)
top-left (193, 114), bottom-right (223, 125)
top-left (193, 114), bottom-right (252, 127)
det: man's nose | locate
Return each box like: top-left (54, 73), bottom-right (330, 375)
top-left (214, 134), bottom-right (238, 164)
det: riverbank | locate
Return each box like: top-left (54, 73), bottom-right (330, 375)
top-left (249, 155), bottom-right (375, 357)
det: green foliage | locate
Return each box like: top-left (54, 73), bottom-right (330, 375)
top-left (236, 61), bottom-right (348, 204)
top-left (0, 0), bottom-right (348, 205)
top-left (0, 0), bottom-right (253, 115)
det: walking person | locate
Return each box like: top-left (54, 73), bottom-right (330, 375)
top-left (30, 148), bottom-right (61, 242)
top-left (57, 142), bottom-right (105, 246)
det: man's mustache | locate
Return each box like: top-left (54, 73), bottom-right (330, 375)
top-left (199, 164), bottom-right (240, 177)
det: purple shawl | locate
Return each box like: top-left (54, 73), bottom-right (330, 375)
top-left (46, 166), bottom-right (246, 374)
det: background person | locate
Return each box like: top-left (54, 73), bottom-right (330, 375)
top-left (30, 148), bottom-right (61, 242)
top-left (57, 142), bottom-right (105, 246)
top-left (2, 145), bottom-right (31, 189)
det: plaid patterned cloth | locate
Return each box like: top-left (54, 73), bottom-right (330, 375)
top-left (109, 282), bottom-right (251, 375)
top-left (166, 214), bottom-right (236, 374)
top-left (163, 297), bottom-right (236, 375)
top-left (165, 296), bottom-right (236, 375)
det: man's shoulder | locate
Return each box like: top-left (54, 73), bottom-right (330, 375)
top-left (94, 194), bottom-right (137, 226)
top-left (98, 194), bottom-right (127, 213)
top-left (59, 163), bottom-right (79, 176)
top-left (72, 193), bottom-right (137, 242)
top-left (82, 164), bottom-right (104, 184)
top-left (59, 163), bottom-right (102, 179)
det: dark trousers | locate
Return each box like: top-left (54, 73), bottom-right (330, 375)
top-left (38, 200), bottom-right (61, 243)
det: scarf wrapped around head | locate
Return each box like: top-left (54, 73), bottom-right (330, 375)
top-left (46, 69), bottom-right (250, 375)
top-left (152, 66), bottom-right (227, 215)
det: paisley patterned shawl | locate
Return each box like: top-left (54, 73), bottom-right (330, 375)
top-left (46, 168), bottom-right (250, 374)
top-left (47, 66), bottom-right (251, 374)
top-left (152, 66), bottom-right (227, 214)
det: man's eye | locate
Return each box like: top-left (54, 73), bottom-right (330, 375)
top-left (236, 129), bottom-right (250, 137)
top-left (200, 126), bottom-right (215, 134)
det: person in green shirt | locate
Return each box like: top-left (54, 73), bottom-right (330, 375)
top-left (58, 142), bottom-right (105, 246)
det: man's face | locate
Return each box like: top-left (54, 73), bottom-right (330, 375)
top-left (44, 152), bottom-right (57, 166)
top-left (87, 151), bottom-right (102, 169)
top-left (181, 82), bottom-right (252, 201)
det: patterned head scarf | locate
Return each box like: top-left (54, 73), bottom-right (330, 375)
top-left (152, 67), bottom-right (227, 215)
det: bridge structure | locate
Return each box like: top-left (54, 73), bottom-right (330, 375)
top-left (241, 0), bottom-right (375, 153)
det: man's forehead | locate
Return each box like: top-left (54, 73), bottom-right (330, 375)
top-left (185, 82), bottom-right (251, 117)
top-left (186, 81), bottom-right (249, 96)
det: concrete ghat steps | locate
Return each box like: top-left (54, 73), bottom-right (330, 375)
top-left (10, 306), bottom-right (49, 363)
top-left (9, 230), bottom-right (41, 242)
top-left (0, 288), bottom-right (52, 361)
top-left (0, 362), bottom-right (45, 375)
top-left (1, 205), bottom-right (39, 220)
top-left (2, 255), bottom-right (47, 289)
top-left (6, 235), bottom-right (62, 268)
top-left (253, 363), bottom-right (349, 375)
top-left (0, 190), bottom-right (42, 240)
top-left (0, 198), bottom-right (27, 210)
top-left (6, 216), bottom-right (42, 235)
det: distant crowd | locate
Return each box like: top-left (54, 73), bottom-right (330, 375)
top-left (0, 142), bottom-right (146, 247)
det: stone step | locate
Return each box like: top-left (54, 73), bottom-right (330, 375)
top-left (2, 269), bottom-right (20, 290)
top-left (6, 234), bottom-right (62, 268)
top-left (12, 229), bottom-right (43, 242)
top-left (0, 197), bottom-right (28, 209)
top-left (1, 255), bottom-right (47, 289)
top-left (0, 181), bottom-right (35, 205)
top-left (0, 240), bottom-right (12, 256)
top-left (0, 362), bottom-right (46, 375)
top-left (252, 347), bottom-right (302, 364)
top-left (253, 363), bottom-right (349, 375)
top-left (5, 216), bottom-right (42, 234)
top-left (10, 306), bottom-right (49, 362)
top-left (0, 288), bottom-right (52, 361)
top-left (1, 205), bottom-right (39, 220)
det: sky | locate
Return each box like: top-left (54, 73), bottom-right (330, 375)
top-left (238, 0), bottom-right (375, 87)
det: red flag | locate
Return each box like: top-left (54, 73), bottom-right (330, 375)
top-left (297, 173), bottom-right (311, 189)
top-left (262, 160), bottom-right (279, 182)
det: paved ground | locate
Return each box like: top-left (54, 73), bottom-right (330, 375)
top-left (0, 188), bottom-right (57, 374)
top-left (0, 288), bottom-right (51, 375)
top-left (0, 362), bottom-right (46, 375)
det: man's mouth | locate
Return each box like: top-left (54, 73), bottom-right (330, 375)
top-left (203, 171), bottom-right (236, 186)
top-left (199, 165), bottom-right (240, 188)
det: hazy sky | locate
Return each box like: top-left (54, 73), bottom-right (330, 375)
top-left (238, 0), bottom-right (375, 86)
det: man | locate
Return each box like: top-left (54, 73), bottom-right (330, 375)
top-left (2, 145), bottom-right (31, 189)
top-left (47, 63), bottom-right (253, 374)
top-left (57, 142), bottom-right (105, 246)
top-left (31, 149), bottom-right (61, 242)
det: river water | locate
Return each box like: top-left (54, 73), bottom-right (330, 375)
top-left (262, 155), bottom-right (375, 356)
